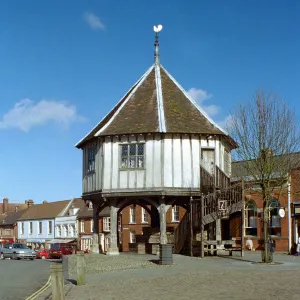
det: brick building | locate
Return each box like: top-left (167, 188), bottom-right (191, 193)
top-left (232, 157), bottom-right (300, 252)
top-left (0, 198), bottom-right (30, 246)
top-left (120, 204), bottom-right (186, 252)
top-left (77, 202), bottom-right (110, 252)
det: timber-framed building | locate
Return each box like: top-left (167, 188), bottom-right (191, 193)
top-left (75, 29), bottom-right (238, 255)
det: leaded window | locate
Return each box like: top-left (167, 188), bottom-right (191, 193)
top-left (268, 199), bottom-right (281, 236)
top-left (87, 146), bottom-right (96, 173)
top-left (244, 200), bottom-right (257, 236)
top-left (172, 205), bottom-right (180, 222)
top-left (120, 144), bottom-right (145, 169)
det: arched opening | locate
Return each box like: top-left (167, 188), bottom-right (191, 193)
top-left (245, 200), bottom-right (258, 236)
top-left (116, 199), bottom-right (158, 253)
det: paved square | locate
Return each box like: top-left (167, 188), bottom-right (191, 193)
top-left (66, 253), bottom-right (300, 300)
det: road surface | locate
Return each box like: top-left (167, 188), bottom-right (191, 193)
top-left (0, 258), bottom-right (51, 300)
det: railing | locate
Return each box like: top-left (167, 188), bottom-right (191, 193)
top-left (215, 166), bottom-right (230, 190)
top-left (200, 166), bottom-right (215, 194)
top-left (192, 183), bottom-right (244, 227)
top-left (173, 212), bottom-right (189, 254)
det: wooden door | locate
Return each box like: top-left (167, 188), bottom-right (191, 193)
top-left (201, 149), bottom-right (215, 175)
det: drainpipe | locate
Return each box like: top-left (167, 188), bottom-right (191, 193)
top-left (288, 178), bottom-right (291, 253)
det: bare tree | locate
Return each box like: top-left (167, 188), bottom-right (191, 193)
top-left (229, 90), bottom-right (300, 262)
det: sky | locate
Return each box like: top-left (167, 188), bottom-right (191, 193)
top-left (0, 0), bottom-right (299, 203)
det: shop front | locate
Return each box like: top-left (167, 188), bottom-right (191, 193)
top-left (291, 202), bottom-right (300, 254)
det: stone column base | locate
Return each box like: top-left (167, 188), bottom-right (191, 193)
top-left (91, 244), bottom-right (100, 254)
top-left (106, 247), bottom-right (119, 256)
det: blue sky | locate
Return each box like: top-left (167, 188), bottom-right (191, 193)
top-left (0, 1), bottom-right (299, 203)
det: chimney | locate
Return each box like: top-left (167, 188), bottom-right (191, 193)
top-left (3, 198), bottom-right (8, 214)
top-left (25, 199), bottom-right (34, 209)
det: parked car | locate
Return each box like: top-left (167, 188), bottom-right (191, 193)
top-left (0, 243), bottom-right (36, 260)
top-left (49, 243), bottom-right (76, 259)
top-left (36, 248), bottom-right (50, 259)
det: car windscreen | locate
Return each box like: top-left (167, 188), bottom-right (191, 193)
top-left (51, 243), bottom-right (61, 250)
top-left (14, 244), bottom-right (29, 249)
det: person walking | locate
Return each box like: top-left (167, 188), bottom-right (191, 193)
top-left (297, 236), bottom-right (300, 255)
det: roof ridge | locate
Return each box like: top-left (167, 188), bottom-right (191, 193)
top-left (155, 63), bottom-right (166, 132)
top-left (160, 65), bottom-right (229, 136)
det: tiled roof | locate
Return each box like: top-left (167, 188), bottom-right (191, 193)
top-left (78, 204), bottom-right (110, 218)
top-left (0, 203), bottom-right (27, 214)
top-left (1, 209), bottom-right (28, 225)
top-left (75, 62), bottom-right (235, 148)
top-left (60, 198), bottom-right (85, 217)
top-left (231, 152), bottom-right (300, 181)
top-left (18, 200), bottom-right (71, 221)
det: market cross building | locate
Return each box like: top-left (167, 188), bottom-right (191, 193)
top-left (75, 27), bottom-right (237, 255)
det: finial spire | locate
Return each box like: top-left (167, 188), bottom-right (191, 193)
top-left (153, 25), bottom-right (163, 64)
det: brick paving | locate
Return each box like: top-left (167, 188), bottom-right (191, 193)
top-left (66, 253), bottom-right (300, 300)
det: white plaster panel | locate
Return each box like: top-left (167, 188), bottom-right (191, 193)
top-left (164, 136), bottom-right (173, 187)
top-left (103, 139), bottom-right (112, 189)
top-left (128, 171), bottom-right (135, 188)
top-left (191, 137), bottom-right (200, 188)
top-left (119, 171), bottom-right (127, 189)
top-left (173, 137), bottom-right (182, 187)
top-left (136, 170), bottom-right (144, 188)
top-left (111, 139), bottom-right (119, 189)
top-left (145, 136), bottom-right (154, 187)
top-left (182, 136), bottom-right (192, 188)
top-left (215, 139), bottom-right (220, 168)
top-left (153, 135), bottom-right (161, 187)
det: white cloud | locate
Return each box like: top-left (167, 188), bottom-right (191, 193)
top-left (0, 99), bottom-right (84, 132)
top-left (217, 115), bottom-right (233, 131)
top-left (188, 88), bottom-right (211, 103)
top-left (83, 12), bottom-right (105, 31)
top-left (188, 88), bottom-right (220, 117)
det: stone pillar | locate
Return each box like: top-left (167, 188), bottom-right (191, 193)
top-left (216, 219), bottom-right (221, 242)
top-left (50, 263), bottom-right (65, 300)
top-left (91, 202), bottom-right (100, 254)
top-left (107, 202), bottom-right (119, 256)
top-left (159, 197), bottom-right (167, 245)
top-left (76, 251), bottom-right (86, 286)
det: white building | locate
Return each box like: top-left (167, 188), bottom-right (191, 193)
top-left (54, 198), bottom-right (83, 244)
top-left (75, 28), bottom-right (236, 255)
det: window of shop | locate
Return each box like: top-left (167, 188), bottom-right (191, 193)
top-left (268, 199), bottom-right (281, 236)
top-left (245, 200), bottom-right (257, 236)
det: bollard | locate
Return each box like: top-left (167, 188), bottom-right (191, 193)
top-left (51, 263), bottom-right (65, 300)
top-left (76, 251), bottom-right (86, 286)
top-left (62, 255), bottom-right (69, 283)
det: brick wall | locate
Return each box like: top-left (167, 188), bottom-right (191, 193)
top-left (120, 205), bottom-right (186, 252)
top-left (229, 185), bottom-right (291, 251)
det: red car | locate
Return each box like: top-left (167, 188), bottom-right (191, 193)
top-left (49, 243), bottom-right (76, 259)
top-left (36, 249), bottom-right (50, 259)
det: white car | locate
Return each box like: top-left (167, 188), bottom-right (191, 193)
top-left (0, 243), bottom-right (36, 260)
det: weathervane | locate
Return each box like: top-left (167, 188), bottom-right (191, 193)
top-left (153, 24), bottom-right (163, 64)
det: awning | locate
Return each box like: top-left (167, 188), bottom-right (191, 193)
top-left (26, 239), bottom-right (45, 243)
top-left (48, 239), bottom-right (76, 244)
top-left (81, 235), bottom-right (93, 239)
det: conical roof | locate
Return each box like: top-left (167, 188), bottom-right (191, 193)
top-left (76, 53), bottom-right (235, 148)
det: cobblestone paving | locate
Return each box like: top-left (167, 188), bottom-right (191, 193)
top-left (66, 253), bottom-right (300, 300)
top-left (67, 253), bottom-right (161, 275)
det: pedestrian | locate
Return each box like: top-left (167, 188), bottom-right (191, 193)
top-left (246, 237), bottom-right (253, 251)
top-left (297, 236), bottom-right (300, 255)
